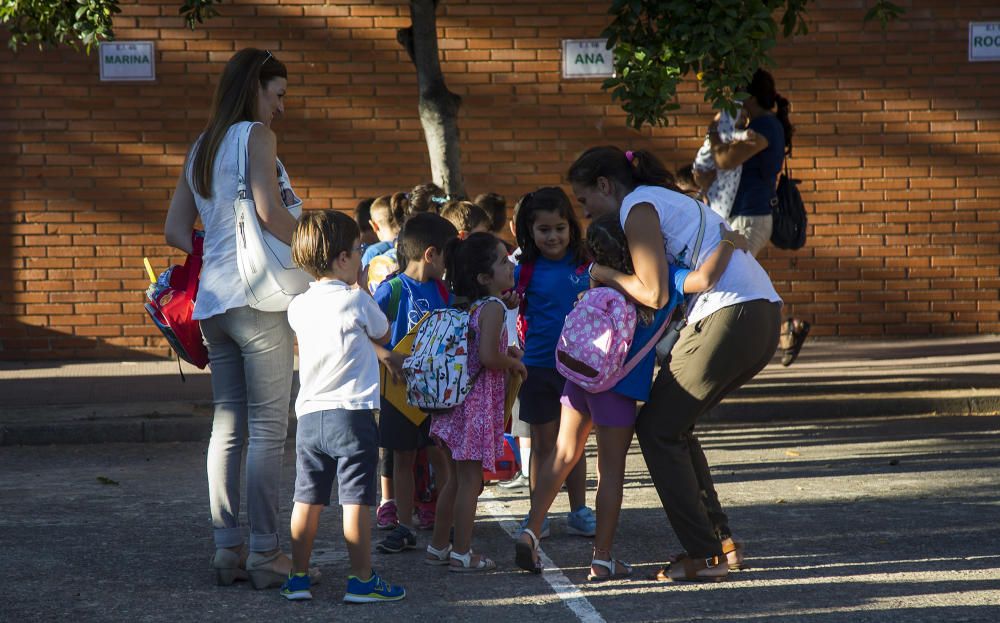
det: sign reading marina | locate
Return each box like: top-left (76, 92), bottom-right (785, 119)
top-left (562, 39), bottom-right (614, 79)
top-left (99, 42), bottom-right (156, 81)
top-left (969, 23), bottom-right (1000, 62)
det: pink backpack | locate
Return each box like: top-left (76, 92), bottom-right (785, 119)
top-left (555, 288), bottom-right (668, 393)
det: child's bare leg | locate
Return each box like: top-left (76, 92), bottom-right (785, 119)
top-left (289, 502), bottom-right (323, 574)
top-left (393, 449), bottom-right (417, 528)
top-left (451, 459), bottom-right (485, 560)
top-left (592, 424), bottom-right (634, 569)
top-left (565, 442), bottom-right (588, 511)
top-left (524, 407), bottom-right (591, 536)
top-left (342, 504), bottom-right (372, 578)
top-left (430, 449), bottom-right (457, 553)
top-left (528, 420), bottom-right (559, 497)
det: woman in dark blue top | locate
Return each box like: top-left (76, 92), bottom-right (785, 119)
top-left (707, 69), bottom-right (811, 369)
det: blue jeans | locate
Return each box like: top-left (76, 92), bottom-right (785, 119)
top-left (200, 306), bottom-right (294, 552)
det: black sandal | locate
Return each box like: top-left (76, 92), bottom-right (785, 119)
top-left (781, 319), bottom-right (810, 366)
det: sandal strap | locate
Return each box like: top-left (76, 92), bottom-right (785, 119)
top-left (427, 543), bottom-right (451, 559)
top-left (521, 527), bottom-right (541, 551)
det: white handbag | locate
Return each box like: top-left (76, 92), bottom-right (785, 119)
top-left (233, 122), bottom-right (310, 312)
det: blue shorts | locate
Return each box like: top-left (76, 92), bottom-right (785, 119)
top-left (294, 409), bottom-right (379, 507)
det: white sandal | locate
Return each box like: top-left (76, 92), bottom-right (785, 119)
top-left (425, 543), bottom-right (452, 566)
top-left (448, 549), bottom-right (496, 573)
top-left (587, 556), bottom-right (633, 582)
top-left (514, 527), bottom-right (543, 575)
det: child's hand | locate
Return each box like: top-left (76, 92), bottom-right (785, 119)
top-left (501, 290), bottom-right (520, 310)
top-left (720, 224), bottom-right (750, 252)
top-left (507, 345), bottom-right (524, 360)
top-left (378, 349), bottom-right (406, 384)
top-left (511, 359), bottom-right (528, 380)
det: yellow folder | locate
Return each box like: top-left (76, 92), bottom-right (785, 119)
top-left (380, 313), bottom-right (429, 426)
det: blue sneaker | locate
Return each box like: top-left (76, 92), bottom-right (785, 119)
top-left (566, 506), bottom-right (596, 537)
top-left (519, 515), bottom-right (550, 539)
top-left (280, 573), bottom-right (312, 601)
top-left (344, 570), bottom-right (406, 603)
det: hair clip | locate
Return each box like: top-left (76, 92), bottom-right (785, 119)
top-left (625, 150), bottom-right (635, 163)
top-left (431, 195), bottom-right (450, 205)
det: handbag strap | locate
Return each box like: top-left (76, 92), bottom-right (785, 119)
top-left (235, 121), bottom-right (262, 200)
top-left (677, 197), bottom-right (706, 322)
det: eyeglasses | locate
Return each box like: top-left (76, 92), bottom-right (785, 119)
top-left (353, 244), bottom-right (364, 254)
top-left (261, 50), bottom-right (273, 67)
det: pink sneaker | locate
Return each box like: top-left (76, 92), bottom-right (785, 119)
top-left (376, 500), bottom-right (399, 530)
top-left (414, 504), bottom-right (435, 531)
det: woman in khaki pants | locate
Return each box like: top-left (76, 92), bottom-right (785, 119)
top-left (568, 145), bottom-right (782, 582)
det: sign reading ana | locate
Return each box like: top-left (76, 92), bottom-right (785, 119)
top-left (100, 41), bottom-right (156, 81)
top-left (562, 39), bottom-right (614, 79)
top-left (969, 22), bottom-right (1000, 62)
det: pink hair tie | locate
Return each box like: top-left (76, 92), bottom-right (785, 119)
top-left (625, 150), bottom-right (635, 163)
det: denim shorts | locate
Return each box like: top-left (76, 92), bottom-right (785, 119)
top-left (293, 409), bottom-right (379, 507)
top-left (514, 366), bottom-right (565, 426)
top-left (560, 380), bottom-right (639, 428)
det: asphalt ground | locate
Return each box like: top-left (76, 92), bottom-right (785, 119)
top-left (2, 412), bottom-right (998, 622)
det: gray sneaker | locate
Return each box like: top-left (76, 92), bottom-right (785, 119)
top-left (497, 471), bottom-right (529, 489)
top-left (376, 525), bottom-right (417, 554)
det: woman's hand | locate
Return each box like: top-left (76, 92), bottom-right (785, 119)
top-left (500, 290), bottom-right (520, 310)
top-left (720, 224), bottom-right (750, 252)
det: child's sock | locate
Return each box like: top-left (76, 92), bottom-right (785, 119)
top-left (381, 498), bottom-right (395, 506)
top-left (520, 448), bottom-right (531, 476)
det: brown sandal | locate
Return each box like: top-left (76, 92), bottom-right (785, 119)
top-left (722, 539), bottom-right (746, 571)
top-left (652, 555), bottom-right (728, 583)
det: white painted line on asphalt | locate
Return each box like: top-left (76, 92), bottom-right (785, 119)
top-left (481, 490), bottom-right (606, 623)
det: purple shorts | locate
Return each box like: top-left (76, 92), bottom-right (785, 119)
top-left (560, 381), bottom-right (638, 428)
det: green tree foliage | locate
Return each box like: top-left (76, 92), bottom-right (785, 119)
top-left (602, 0), bottom-right (903, 129)
top-left (1, 0), bottom-right (219, 52)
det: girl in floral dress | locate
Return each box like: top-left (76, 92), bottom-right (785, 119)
top-left (425, 233), bottom-right (527, 572)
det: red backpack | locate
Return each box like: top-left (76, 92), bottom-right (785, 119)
top-left (143, 231), bottom-right (209, 371)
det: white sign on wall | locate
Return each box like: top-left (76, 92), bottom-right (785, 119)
top-left (969, 22), bottom-right (1000, 62)
top-left (99, 41), bottom-right (156, 81)
top-left (562, 39), bottom-right (614, 79)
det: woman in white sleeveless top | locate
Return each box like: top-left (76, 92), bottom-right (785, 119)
top-left (164, 48), bottom-right (303, 589)
top-left (568, 146), bottom-right (782, 582)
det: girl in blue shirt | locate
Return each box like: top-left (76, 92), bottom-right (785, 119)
top-left (516, 213), bottom-right (749, 579)
top-left (512, 187), bottom-right (594, 537)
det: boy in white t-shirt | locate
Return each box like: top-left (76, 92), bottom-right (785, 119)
top-left (282, 209), bottom-right (405, 604)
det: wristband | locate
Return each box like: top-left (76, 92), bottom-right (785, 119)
top-left (587, 262), bottom-right (597, 281)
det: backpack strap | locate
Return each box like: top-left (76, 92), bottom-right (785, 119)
top-left (514, 261), bottom-right (534, 345)
top-left (617, 308), bottom-right (673, 380)
top-left (386, 277), bottom-right (403, 323)
top-left (434, 279), bottom-right (449, 307)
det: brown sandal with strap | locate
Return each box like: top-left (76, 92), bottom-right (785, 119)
top-left (652, 555), bottom-right (728, 583)
top-left (722, 539), bottom-right (746, 571)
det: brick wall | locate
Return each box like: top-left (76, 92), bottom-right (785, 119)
top-left (2, 0), bottom-right (999, 360)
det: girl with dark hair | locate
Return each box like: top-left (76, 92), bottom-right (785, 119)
top-left (510, 187), bottom-right (595, 539)
top-left (699, 68), bottom-right (810, 366)
top-left (566, 145), bottom-right (782, 582)
top-left (164, 48), bottom-right (309, 588)
top-left (426, 233), bottom-right (527, 572)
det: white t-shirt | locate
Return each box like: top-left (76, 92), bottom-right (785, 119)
top-left (287, 280), bottom-right (389, 416)
top-left (620, 186), bottom-right (781, 325)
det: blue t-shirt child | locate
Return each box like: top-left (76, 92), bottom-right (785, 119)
top-left (516, 253), bottom-right (590, 368)
top-left (612, 265), bottom-right (690, 402)
top-left (373, 273), bottom-right (449, 348)
top-left (730, 114), bottom-right (785, 217)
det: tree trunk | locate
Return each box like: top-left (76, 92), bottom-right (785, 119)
top-left (398, 0), bottom-right (465, 199)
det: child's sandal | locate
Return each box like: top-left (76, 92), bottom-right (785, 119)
top-left (425, 543), bottom-right (452, 566)
top-left (722, 539), bottom-right (746, 571)
top-left (514, 528), bottom-right (543, 575)
top-left (448, 550), bottom-right (496, 573)
top-left (586, 557), bottom-right (632, 582)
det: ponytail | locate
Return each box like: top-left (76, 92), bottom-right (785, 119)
top-left (388, 191), bottom-right (410, 230)
top-left (567, 146), bottom-right (678, 194)
top-left (775, 94), bottom-right (794, 156)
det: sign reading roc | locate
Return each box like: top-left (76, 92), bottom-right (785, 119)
top-left (99, 42), bottom-right (156, 81)
top-left (969, 22), bottom-right (1000, 61)
top-left (562, 39), bottom-right (614, 79)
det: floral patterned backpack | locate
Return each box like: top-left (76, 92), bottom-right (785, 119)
top-left (555, 287), bottom-right (668, 393)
